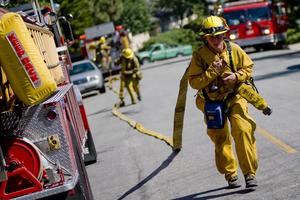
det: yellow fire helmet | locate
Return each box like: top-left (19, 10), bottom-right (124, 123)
top-left (99, 36), bottom-right (106, 44)
top-left (122, 48), bottom-right (134, 59)
top-left (199, 16), bottom-right (229, 36)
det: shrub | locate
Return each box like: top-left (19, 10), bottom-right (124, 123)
top-left (287, 26), bottom-right (300, 44)
top-left (140, 28), bottom-right (202, 51)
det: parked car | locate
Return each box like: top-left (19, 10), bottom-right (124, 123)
top-left (136, 43), bottom-right (193, 64)
top-left (70, 59), bottom-right (106, 94)
top-left (101, 63), bottom-right (121, 79)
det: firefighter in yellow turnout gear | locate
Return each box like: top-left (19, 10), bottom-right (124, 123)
top-left (115, 48), bottom-right (141, 106)
top-left (98, 37), bottom-right (112, 72)
top-left (188, 16), bottom-right (270, 189)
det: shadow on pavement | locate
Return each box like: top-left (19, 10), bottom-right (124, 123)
top-left (121, 110), bottom-right (141, 115)
top-left (117, 151), bottom-right (179, 200)
top-left (142, 57), bottom-right (191, 71)
top-left (82, 92), bottom-right (99, 99)
top-left (254, 64), bottom-right (300, 81)
top-left (89, 107), bottom-right (112, 116)
top-left (173, 187), bottom-right (255, 200)
top-left (252, 50), bottom-right (300, 61)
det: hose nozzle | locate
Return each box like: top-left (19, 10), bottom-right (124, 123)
top-left (262, 106), bottom-right (272, 116)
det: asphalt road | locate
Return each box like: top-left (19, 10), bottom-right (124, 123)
top-left (84, 45), bottom-right (300, 200)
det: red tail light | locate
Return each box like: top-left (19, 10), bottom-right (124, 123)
top-left (46, 109), bottom-right (57, 121)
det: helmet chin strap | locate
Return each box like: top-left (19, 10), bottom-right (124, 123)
top-left (207, 40), bottom-right (225, 54)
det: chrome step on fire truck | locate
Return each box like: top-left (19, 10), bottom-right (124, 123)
top-left (0, 0), bottom-right (96, 199)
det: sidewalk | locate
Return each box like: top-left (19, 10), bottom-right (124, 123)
top-left (142, 42), bottom-right (300, 69)
top-left (289, 42), bottom-right (300, 50)
top-left (250, 42), bottom-right (300, 61)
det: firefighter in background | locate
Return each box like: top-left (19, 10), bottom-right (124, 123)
top-left (115, 48), bottom-right (141, 107)
top-left (98, 36), bottom-right (112, 72)
top-left (87, 41), bottom-right (98, 62)
top-left (115, 25), bottom-right (131, 50)
top-left (188, 16), bottom-right (269, 189)
top-left (120, 30), bottom-right (130, 49)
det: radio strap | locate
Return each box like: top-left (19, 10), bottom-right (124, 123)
top-left (225, 39), bottom-right (235, 72)
top-left (225, 40), bottom-right (259, 93)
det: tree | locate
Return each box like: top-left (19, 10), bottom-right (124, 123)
top-left (56, 0), bottom-right (124, 37)
top-left (4, 0), bottom-right (50, 9)
top-left (90, 0), bottom-right (123, 25)
top-left (153, 0), bottom-right (208, 28)
top-left (117, 0), bottom-right (151, 34)
top-left (285, 0), bottom-right (300, 27)
top-left (56, 0), bottom-right (94, 37)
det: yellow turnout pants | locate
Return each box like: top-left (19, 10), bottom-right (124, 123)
top-left (132, 77), bottom-right (140, 99)
top-left (119, 75), bottom-right (137, 103)
top-left (196, 96), bottom-right (258, 180)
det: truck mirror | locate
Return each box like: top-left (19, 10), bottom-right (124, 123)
top-left (0, 0), bottom-right (9, 6)
top-left (66, 13), bottom-right (73, 21)
top-left (62, 21), bottom-right (74, 43)
top-left (59, 16), bottom-right (74, 43)
top-left (49, 12), bottom-right (58, 23)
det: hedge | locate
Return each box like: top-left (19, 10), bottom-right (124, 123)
top-left (140, 28), bottom-right (202, 51)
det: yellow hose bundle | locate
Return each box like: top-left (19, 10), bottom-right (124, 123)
top-left (236, 83), bottom-right (268, 110)
top-left (0, 13), bottom-right (57, 106)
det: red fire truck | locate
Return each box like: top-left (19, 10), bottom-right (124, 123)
top-left (221, 0), bottom-right (288, 50)
top-left (0, 0), bottom-right (96, 199)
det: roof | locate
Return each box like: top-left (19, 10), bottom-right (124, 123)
top-left (223, 0), bottom-right (270, 12)
top-left (84, 22), bottom-right (115, 40)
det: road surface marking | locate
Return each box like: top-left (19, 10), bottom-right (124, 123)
top-left (257, 126), bottom-right (297, 154)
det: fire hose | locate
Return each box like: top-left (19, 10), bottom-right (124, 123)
top-left (108, 68), bottom-right (188, 151)
top-left (109, 64), bottom-right (273, 152)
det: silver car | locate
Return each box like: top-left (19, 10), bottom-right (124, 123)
top-left (70, 60), bottom-right (106, 94)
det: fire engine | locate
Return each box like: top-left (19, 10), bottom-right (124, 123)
top-left (78, 24), bottom-right (132, 78)
top-left (0, 0), bottom-right (96, 199)
top-left (221, 0), bottom-right (288, 50)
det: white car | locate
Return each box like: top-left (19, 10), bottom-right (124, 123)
top-left (70, 60), bottom-right (106, 94)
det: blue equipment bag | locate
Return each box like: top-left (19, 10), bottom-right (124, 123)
top-left (204, 101), bottom-right (226, 129)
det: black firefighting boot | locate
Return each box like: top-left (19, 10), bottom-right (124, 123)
top-left (245, 174), bottom-right (258, 188)
top-left (118, 100), bottom-right (125, 107)
top-left (227, 176), bottom-right (241, 188)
